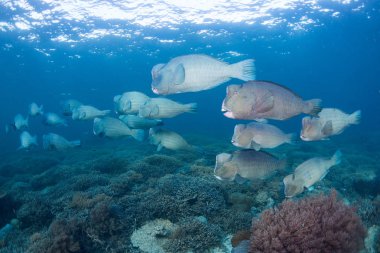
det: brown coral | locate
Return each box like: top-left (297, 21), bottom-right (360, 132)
top-left (249, 190), bottom-right (367, 253)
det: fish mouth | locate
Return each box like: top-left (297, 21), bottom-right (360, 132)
top-left (221, 101), bottom-right (229, 113)
top-left (152, 87), bottom-right (160, 95)
top-left (223, 111), bottom-right (235, 119)
top-left (300, 135), bottom-right (310, 141)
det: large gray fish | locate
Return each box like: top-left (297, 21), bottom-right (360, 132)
top-left (61, 99), bottom-right (82, 116)
top-left (114, 91), bottom-right (150, 115)
top-left (93, 117), bottom-right (144, 141)
top-left (214, 149), bottom-right (287, 182)
top-left (19, 131), bottom-right (37, 150)
top-left (139, 98), bottom-right (197, 119)
top-left (29, 103), bottom-right (43, 116)
top-left (222, 81), bottom-right (322, 120)
top-left (72, 105), bottom-right (110, 120)
top-left (43, 113), bottom-right (67, 127)
top-left (232, 122), bottom-right (295, 150)
top-left (151, 54), bottom-right (255, 95)
top-left (13, 114), bottom-right (28, 130)
top-left (119, 115), bottom-right (163, 129)
top-left (283, 150), bottom-right (342, 198)
top-left (42, 133), bottom-right (80, 150)
top-left (301, 108), bottom-right (361, 141)
top-left (148, 127), bottom-right (196, 152)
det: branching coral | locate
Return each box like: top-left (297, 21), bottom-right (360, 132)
top-left (163, 218), bottom-right (223, 253)
top-left (249, 190), bottom-right (367, 253)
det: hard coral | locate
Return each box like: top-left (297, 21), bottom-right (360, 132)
top-left (28, 219), bottom-right (82, 253)
top-left (249, 190), bottom-right (367, 253)
top-left (130, 154), bottom-right (184, 179)
top-left (163, 218), bottom-right (223, 253)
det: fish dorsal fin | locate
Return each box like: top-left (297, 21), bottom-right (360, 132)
top-left (174, 64), bottom-right (185, 85)
top-left (256, 80), bottom-right (302, 99)
top-left (250, 140), bottom-right (261, 151)
top-left (321, 120), bottom-right (333, 135)
top-left (252, 90), bottom-right (274, 114)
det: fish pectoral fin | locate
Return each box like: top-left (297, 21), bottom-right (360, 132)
top-left (234, 174), bottom-right (247, 184)
top-left (156, 144), bottom-right (163, 152)
top-left (173, 64), bottom-right (185, 85)
top-left (253, 91), bottom-right (274, 114)
top-left (306, 186), bottom-right (315, 192)
top-left (321, 120), bottom-right (333, 135)
top-left (150, 105), bottom-right (159, 117)
top-left (250, 140), bottom-right (261, 151)
top-left (254, 118), bottom-right (268, 123)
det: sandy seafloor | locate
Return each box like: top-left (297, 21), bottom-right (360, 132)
top-left (0, 131), bottom-right (379, 253)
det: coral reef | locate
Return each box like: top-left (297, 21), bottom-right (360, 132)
top-left (249, 190), bottom-right (367, 253)
top-left (131, 219), bottom-right (178, 253)
top-left (27, 219), bottom-right (82, 253)
top-left (130, 154), bottom-right (184, 179)
top-left (357, 196), bottom-right (380, 227)
top-left (0, 133), bottom-right (378, 252)
top-left (17, 197), bottom-right (54, 229)
top-left (163, 217), bottom-right (223, 253)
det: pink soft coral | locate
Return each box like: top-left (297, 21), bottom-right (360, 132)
top-left (249, 190), bottom-right (366, 253)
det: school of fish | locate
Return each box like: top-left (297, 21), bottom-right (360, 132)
top-left (4, 53), bottom-right (360, 198)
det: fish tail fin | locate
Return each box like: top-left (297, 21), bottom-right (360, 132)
top-left (286, 133), bottom-right (297, 144)
top-left (186, 103), bottom-right (197, 113)
top-left (70, 140), bottom-right (81, 147)
top-left (190, 145), bottom-right (204, 154)
top-left (39, 105), bottom-right (44, 115)
top-left (230, 59), bottom-right (255, 81)
top-left (101, 110), bottom-right (111, 116)
top-left (131, 129), bottom-right (145, 142)
top-left (331, 150), bottom-right (342, 166)
top-left (348, 110), bottom-right (361, 125)
top-left (304, 99), bottom-right (322, 116)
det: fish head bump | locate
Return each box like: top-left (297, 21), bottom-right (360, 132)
top-left (148, 128), bottom-right (160, 145)
top-left (300, 117), bottom-right (321, 141)
top-left (93, 118), bottom-right (105, 136)
top-left (222, 84), bottom-right (251, 119)
top-left (232, 124), bottom-right (251, 148)
top-left (214, 153), bottom-right (238, 181)
top-left (151, 64), bottom-right (181, 95)
top-left (283, 174), bottom-right (304, 198)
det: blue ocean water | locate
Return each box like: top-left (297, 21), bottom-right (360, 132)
top-left (0, 1), bottom-right (380, 252)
